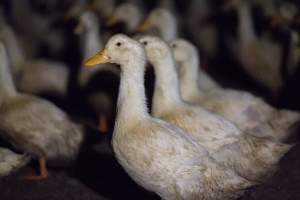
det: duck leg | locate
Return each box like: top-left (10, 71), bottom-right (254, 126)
top-left (99, 113), bottom-right (108, 133)
top-left (23, 158), bottom-right (48, 180)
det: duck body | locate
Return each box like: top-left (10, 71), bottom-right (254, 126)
top-left (0, 94), bottom-right (84, 166)
top-left (197, 70), bottom-right (220, 92)
top-left (171, 39), bottom-right (300, 142)
top-left (0, 42), bottom-right (83, 170)
top-left (0, 147), bottom-right (30, 177)
top-left (85, 34), bottom-right (252, 200)
top-left (0, 24), bottom-right (69, 98)
top-left (113, 116), bottom-right (251, 200)
top-left (187, 88), bottom-right (300, 142)
top-left (154, 101), bottom-right (290, 181)
top-left (228, 0), bottom-right (283, 95)
top-left (139, 36), bottom-right (291, 182)
top-left (17, 60), bottom-right (69, 97)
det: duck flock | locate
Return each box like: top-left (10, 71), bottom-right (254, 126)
top-left (1, 0), bottom-right (300, 199)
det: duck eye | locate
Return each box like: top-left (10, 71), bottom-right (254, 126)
top-left (142, 41), bottom-right (148, 46)
top-left (116, 42), bottom-right (122, 47)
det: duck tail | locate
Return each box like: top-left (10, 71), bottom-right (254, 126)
top-left (282, 120), bottom-right (300, 144)
top-left (271, 109), bottom-right (300, 130)
top-left (238, 135), bottom-right (292, 181)
top-left (269, 110), bottom-right (300, 143)
top-left (246, 134), bottom-right (292, 164)
top-left (204, 160), bottom-right (255, 200)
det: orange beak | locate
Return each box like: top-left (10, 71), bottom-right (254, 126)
top-left (137, 19), bottom-right (151, 32)
top-left (84, 49), bottom-right (110, 67)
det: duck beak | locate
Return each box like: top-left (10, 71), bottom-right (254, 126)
top-left (107, 16), bottom-right (118, 26)
top-left (137, 19), bottom-right (151, 32)
top-left (85, 49), bottom-right (110, 67)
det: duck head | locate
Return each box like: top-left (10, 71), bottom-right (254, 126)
top-left (75, 11), bottom-right (99, 34)
top-left (137, 8), bottom-right (177, 41)
top-left (85, 34), bottom-right (145, 67)
top-left (138, 36), bottom-right (173, 67)
top-left (170, 39), bottom-right (198, 65)
top-left (107, 3), bottom-right (142, 33)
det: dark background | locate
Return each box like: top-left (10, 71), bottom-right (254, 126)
top-left (1, 0), bottom-right (300, 199)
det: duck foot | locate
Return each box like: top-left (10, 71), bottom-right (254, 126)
top-left (23, 158), bottom-right (48, 181)
top-left (99, 114), bottom-right (108, 133)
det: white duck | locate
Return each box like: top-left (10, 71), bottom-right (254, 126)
top-left (85, 34), bottom-right (253, 200)
top-left (138, 8), bottom-right (177, 42)
top-left (226, 0), bottom-right (283, 96)
top-left (138, 36), bottom-right (291, 182)
top-left (76, 11), bottom-right (120, 132)
top-left (106, 3), bottom-right (143, 34)
top-left (171, 38), bottom-right (300, 143)
top-left (0, 147), bottom-right (30, 177)
top-left (137, 7), bottom-right (216, 89)
top-left (0, 24), bottom-right (69, 98)
top-left (0, 42), bottom-right (84, 180)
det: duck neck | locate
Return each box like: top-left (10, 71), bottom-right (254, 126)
top-left (82, 28), bottom-right (103, 60)
top-left (116, 57), bottom-right (149, 126)
top-left (0, 51), bottom-right (17, 98)
top-left (2, 26), bottom-right (25, 75)
top-left (79, 27), bottom-right (103, 87)
top-left (160, 22), bottom-right (177, 42)
top-left (237, 1), bottom-right (257, 43)
top-left (152, 53), bottom-right (182, 116)
top-left (179, 55), bottom-right (204, 100)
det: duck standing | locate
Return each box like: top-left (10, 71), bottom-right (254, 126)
top-left (138, 36), bottom-right (291, 182)
top-left (171, 38), bottom-right (300, 143)
top-left (0, 43), bottom-right (84, 180)
top-left (0, 147), bottom-right (30, 177)
top-left (85, 34), bottom-right (253, 200)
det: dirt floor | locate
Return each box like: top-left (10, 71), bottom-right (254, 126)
top-left (0, 132), bottom-right (299, 200)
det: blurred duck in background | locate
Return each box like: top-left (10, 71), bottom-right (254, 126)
top-left (106, 3), bottom-right (144, 35)
top-left (0, 24), bottom-right (70, 102)
top-left (225, 0), bottom-right (284, 98)
top-left (186, 0), bottom-right (219, 62)
top-left (0, 43), bottom-right (84, 180)
top-left (75, 10), bottom-right (120, 133)
top-left (138, 8), bottom-right (178, 42)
